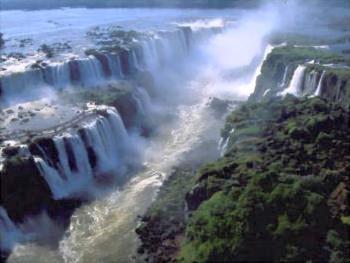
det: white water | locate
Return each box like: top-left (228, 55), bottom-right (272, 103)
top-left (281, 65), bottom-right (307, 96)
top-left (0, 25), bottom-right (223, 106)
top-left (33, 108), bottom-right (133, 200)
top-left (2, 5), bottom-right (281, 262)
top-left (0, 209), bottom-right (26, 252)
top-left (279, 65), bottom-right (289, 88)
top-left (314, 71), bottom-right (326, 96)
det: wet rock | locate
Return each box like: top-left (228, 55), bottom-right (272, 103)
top-left (0, 32), bottom-right (4, 49)
top-left (85, 50), bottom-right (112, 77)
top-left (68, 59), bottom-right (81, 83)
top-left (2, 146), bottom-right (20, 158)
top-left (185, 183), bottom-right (209, 211)
top-left (119, 49), bottom-right (130, 75)
top-left (208, 97), bottom-right (231, 118)
top-left (0, 156), bottom-right (53, 223)
top-left (29, 137), bottom-right (60, 170)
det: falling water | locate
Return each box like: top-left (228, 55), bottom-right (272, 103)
top-left (281, 65), bottom-right (307, 96)
top-left (33, 109), bottom-right (132, 200)
top-left (314, 71), bottom-right (326, 96)
top-left (303, 70), bottom-right (319, 95)
top-left (279, 65), bottom-right (289, 88)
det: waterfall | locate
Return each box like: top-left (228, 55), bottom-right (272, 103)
top-left (32, 108), bottom-right (131, 200)
top-left (218, 128), bottom-right (235, 157)
top-left (77, 57), bottom-right (106, 87)
top-left (0, 70), bottom-right (46, 99)
top-left (219, 137), bottom-right (230, 157)
top-left (281, 65), bottom-right (306, 96)
top-left (303, 70), bottom-right (319, 95)
top-left (314, 71), bottom-right (326, 96)
top-left (0, 26), bottom-right (222, 105)
top-left (279, 65), bottom-right (289, 88)
top-left (133, 87), bottom-right (152, 117)
top-left (44, 62), bottom-right (71, 90)
top-left (0, 208), bottom-right (24, 252)
top-left (107, 53), bottom-right (124, 78)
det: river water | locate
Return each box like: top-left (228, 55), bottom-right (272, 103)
top-left (3, 7), bottom-right (277, 262)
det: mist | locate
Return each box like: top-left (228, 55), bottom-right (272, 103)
top-left (1, 0), bottom-right (350, 262)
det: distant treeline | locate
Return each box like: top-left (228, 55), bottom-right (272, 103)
top-left (0, 0), bottom-right (262, 10)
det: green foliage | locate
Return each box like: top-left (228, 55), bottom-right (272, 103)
top-left (179, 97), bottom-right (350, 262)
top-left (148, 169), bottom-right (196, 220)
top-left (59, 83), bottom-right (132, 105)
top-left (250, 46), bottom-right (350, 105)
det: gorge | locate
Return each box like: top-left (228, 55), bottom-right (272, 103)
top-left (1, 1), bottom-right (349, 262)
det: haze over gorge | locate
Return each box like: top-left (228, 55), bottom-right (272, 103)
top-left (0, 0), bottom-right (349, 262)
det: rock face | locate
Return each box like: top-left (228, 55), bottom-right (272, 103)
top-left (68, 60), bottom-right (81, 83)
top-left (112, 94), bottom-right (139, 129)
top-left (321, 71), bottom-right (350, 106)
top-left (249, 46), bottom-right (350, 107)
top-left (0, 33), bottom-right (4, 49)
top-left (85, 50), bottom-right (112, 77)
top-left (0, 156), bottom-right (53, 223)
top-left (178, 97), bottom-right (350, 262)
top-left (29, 137), bottom-right (61, 170)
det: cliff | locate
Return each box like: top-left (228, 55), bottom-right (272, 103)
top-left (250, 46), bottom-right (350, 107)
top-left (137, 96), bottom-right (350, 262)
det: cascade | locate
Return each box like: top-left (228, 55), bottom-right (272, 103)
top-left (106, 54), bottom-right (124, 78)
top-left (314, 71), bottom-right (326, 96)
top-left (0, 208), bottom-right (24, 253)
top-left (0, 26), bottom-right (222, 105)
top-left (281, 65), bottom-right (306, 96)
top-left (218, 128), bottom-right (235, 157)
top-left (44, 62), bottom-right (71, 90)
top-left (0, 70), bottom-right (46, 99)
top-left (77, 57), bottom-right (106, 87)
top-left (32, 108), bottom-right (131, 200)
top-left (279, 65), bottom-right (289, 88)
top-left (303, 70), bottom-right (319, 94)
top-left (132, 87), bottom-right (152, 118)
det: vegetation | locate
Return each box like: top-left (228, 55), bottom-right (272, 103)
top-left (59, 83), bottom-right (132, 106)
top-left (136, 168), bottom-right (197, 262)
top-left (179, 96), bottom-right (350, 262)
top-left (250, 46), bottom-right (350, 105)
top-left (137, 96), bottom-right (349, 263)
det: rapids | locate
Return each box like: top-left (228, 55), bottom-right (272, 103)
top-left (1, 6), bottom-right (280, 262)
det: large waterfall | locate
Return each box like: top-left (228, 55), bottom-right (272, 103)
top-left (0, 26), bottom-right (221, 105)
top-left (281, 65), bottom-right (307, 96)
top-left (32, 108), bottom-right (134, 200)
top-left (0, 7), bottom-right (286, 261)
top-left (280, 65), bottom-right (328, 98)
